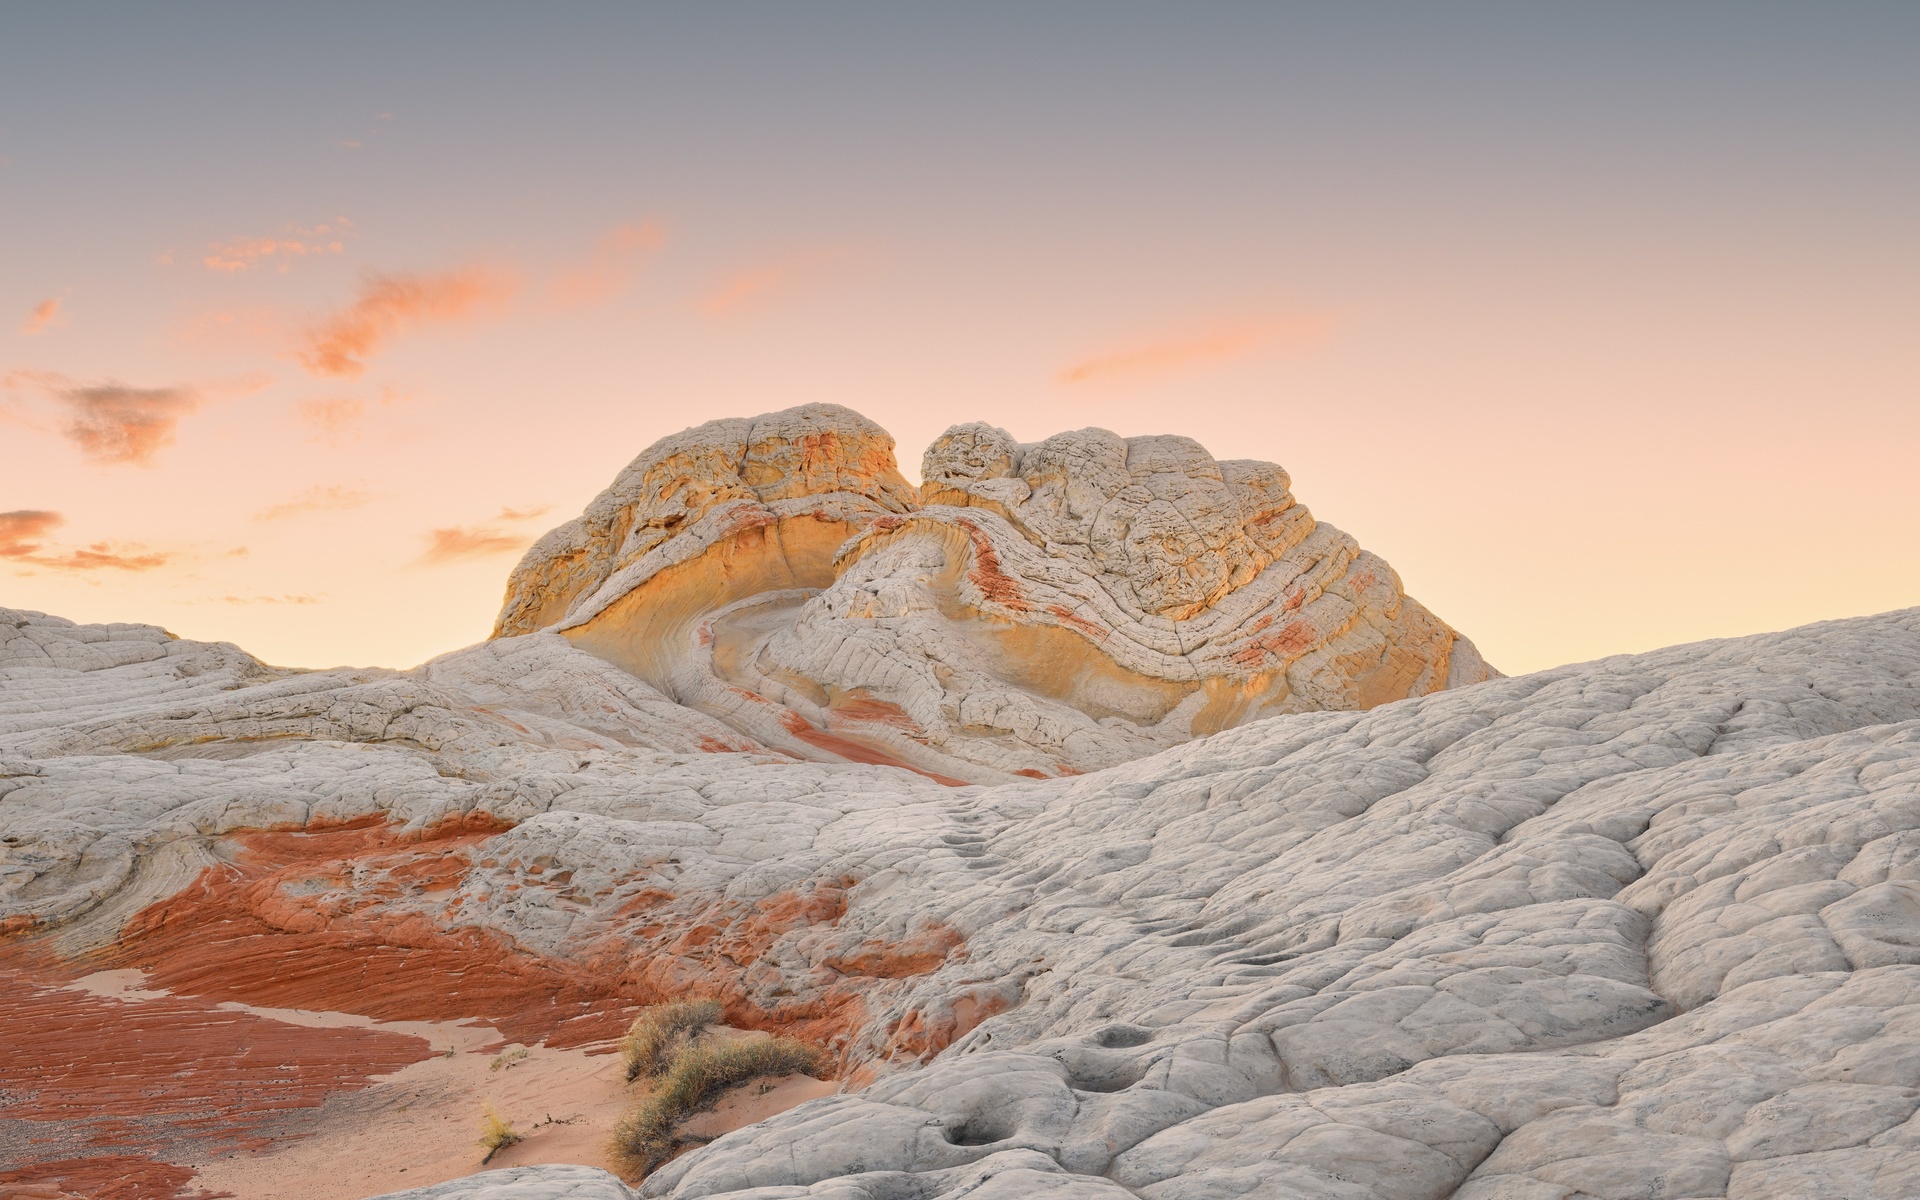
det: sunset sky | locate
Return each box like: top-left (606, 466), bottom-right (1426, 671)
top-left (3, 5), bottom-right (1916, 675)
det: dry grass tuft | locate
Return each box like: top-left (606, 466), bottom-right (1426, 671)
top-left (489, 1044), bottom-right (529, 1072)
top-left (620, 999), bottom-right (723, 1082)
top-left (478, 1101), bottom-right (521, 1164)
top-left (609, 1034), bottom-right (823, 1178)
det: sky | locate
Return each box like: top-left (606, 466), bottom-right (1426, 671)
top-left (2, 3), bottom-right (1916, 675)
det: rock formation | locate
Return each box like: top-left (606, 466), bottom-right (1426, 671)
top-left (5, 408), bottom-right (1920, 1200)
top-left (493, 405), bottom-right (1495, 783)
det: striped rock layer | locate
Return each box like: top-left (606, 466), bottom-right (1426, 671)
top-left (492, 405), bottom-right (1495, 784)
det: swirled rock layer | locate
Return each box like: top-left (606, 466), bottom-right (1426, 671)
top-left (492, 405), bottom-right (1495, 783)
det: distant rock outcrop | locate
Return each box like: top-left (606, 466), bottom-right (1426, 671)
top-left (493, 404), bottom-right (1495, 782)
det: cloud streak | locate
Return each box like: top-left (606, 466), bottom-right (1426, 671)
top-left (697, 247), bottom-right (853, 316)
top-left (63, 384), bottom-right (201, 464)
top-left (1057, 312), bottom-right (1333, 386)
top-left (204, 219), bottom-right (350, 273)
top-left (296, 268), bottom-right (514, 378)
top-left (254, 485), bottom-right (375, 521)
top-left (20, 298), bottom-right (62, 336)
top-left (0, 513), bottom-right (171, 572)
top-left (0, 510), bottom-right (63, 558)
top-left (54, 383), bottom-right (202, 465)
top-left (416, 524), bottom-right (533, 566)
top-left (3, 370), bottom-right (265, 464)
top-left (549, 220), bottom-right (665, 308)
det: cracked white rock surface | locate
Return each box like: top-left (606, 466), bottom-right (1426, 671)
top-left (7, 600), bottom-right (1920, 1199)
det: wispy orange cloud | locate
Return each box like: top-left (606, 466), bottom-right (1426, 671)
top-left (296, 268), bottom-right (515, 378)
top-left (416, 524), bottom-right (533, 566)
top-left (20, 298), bottom-right (62, 336)
top-left (1057, 312), bottom-right (1334, 386)
top-left (496, 505), bottom-right (551, 522)
top-left (293, 384), bottom-right (415, 445)
top-left (697, 247), bottom-right (853, 317)
top-left (1, 512), bottom-right (172, 573)
top-left (295, 395), bottom-right (366, 441)
top-left (0, 510), bottom-right (63, 558)
top-left (549, 220), bottom-right (665, 308)
top-left (32, 543), bottom-right (173, 571)
top-left (220, 594), bottom-right (321, 605)
top-left (36, 381), bottom-right (202, 465)
top-left (255, 485), bottom-right (375, 521)
top-left (2, 370), bottom-right (266, 464)
top-left (204, 219), bottom-right (351, 274)
top-left (65, 385), bottom-right (201, 464)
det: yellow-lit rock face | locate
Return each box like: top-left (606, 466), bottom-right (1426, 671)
top-left (493, 404), bottom-right (1495, 782)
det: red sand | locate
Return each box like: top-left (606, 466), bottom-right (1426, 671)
top-left (0, 812), bottom-right (972, 1197)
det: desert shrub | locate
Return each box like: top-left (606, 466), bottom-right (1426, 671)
top-left (489, 1044), bottom-right (529, 1072)
top-left (478, 1102), bottom-right (521, 1164)
top-left (620, 999), bottom-right (724, 1082)
top-left (609, 1034), bottom-right (823, 1178)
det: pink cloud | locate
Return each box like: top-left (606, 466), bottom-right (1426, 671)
top-left (549, 220), bottom-right (665, 308)
top-left (697, 247), bottom-right (854, 316)
top-left (295, 395), bottom-right (367, 441)
top-left (20, 298), bottom-right (62, 336)
top-left (296, 268), bottom-right (515, 378)
top-left (0, 511), bottom-right (172, 573)
top-left (54, 383), bottom-right (201, 465)
top-left (1057, 312), bottom-right (1334, 386)
top-left (34, 543), bottom-right (173, 571)
top-left (204, 219), bottom-right (351, 274)
top-left (254, 485), bottom-right (375, 521)
top-left (292, 385), bottom-right (415, 444)
top-left (3, 370), bottom-right (267, 464)
top-left (0, 510), bottom-right (63, 558)
top-left (416, 524), bottom-right (533, 566)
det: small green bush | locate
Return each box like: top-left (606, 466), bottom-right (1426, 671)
top-left (620, 999), bottom-right (724, 1082)
top-left (610, 1034), bottom-right (823, 1178)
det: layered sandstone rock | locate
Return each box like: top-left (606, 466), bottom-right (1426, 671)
top-left (7, 605), bottom-right (1920, 1199)
top-left (492, 405), bottom-right (1495, 783)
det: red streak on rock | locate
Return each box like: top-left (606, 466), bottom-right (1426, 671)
top-left (0, 1155), bottom-right (219, 1200)
top-left (779, 710), bottom-right (967, 787)
top-left (884, 986), bottom-right (1013, 1060)
top-left (831, 695), bottom-right (920, 731)
top-left (1230, 618), bottom-right (1317, 668)
top-left (1014, 768), bottom-right (1050, 780)
top-left (1046, 604), bottom-right (1106, 639)
top-left (99, 813), bottom-right (636, 1052)
top-left (821, 920), bottom-right (963, 980)
top-left (957, 519), bottom-right (1030, 612)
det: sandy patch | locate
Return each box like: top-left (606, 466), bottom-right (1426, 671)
top-left (677, 1072), bottom-right (838, 1143)
top-left (189, 1032), bottom-right (631, 1200)
top-left (185, 1009), bottom-right (841, 1200)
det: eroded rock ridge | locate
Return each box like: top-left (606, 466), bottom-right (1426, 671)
top-left (493, 405), bottom-right (1495, 783)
